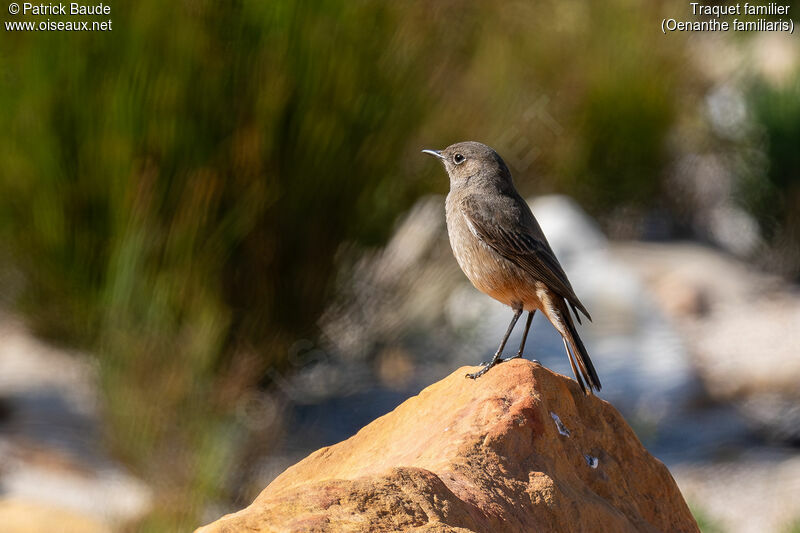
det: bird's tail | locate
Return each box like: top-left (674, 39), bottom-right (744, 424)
top-left (562, 310), bottom-right (601, 394)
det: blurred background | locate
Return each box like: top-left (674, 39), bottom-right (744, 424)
top-left (1, 1), bottom-right (798, 531)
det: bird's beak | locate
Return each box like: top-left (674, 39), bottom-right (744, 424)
top-left (421, 149), bottom-right (445, 160)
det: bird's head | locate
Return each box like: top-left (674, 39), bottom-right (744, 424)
top-left (422, 141), bottom-right (511, 190)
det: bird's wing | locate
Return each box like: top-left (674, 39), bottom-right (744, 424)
top-left (460, 195), bottom-right (592, 321)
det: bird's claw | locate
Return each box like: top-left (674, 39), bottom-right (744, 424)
top-left (466, 365), bottom-right (492, 379)
top-left (478, 354), bottom-right (521, 366)
top-left (467, 352), bottom-right (518, 379)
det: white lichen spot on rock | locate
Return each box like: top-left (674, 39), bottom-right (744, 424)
top-left (550, 412), bottom-right (570, 437)
top-left (584, 454), bottom-right (599, 468)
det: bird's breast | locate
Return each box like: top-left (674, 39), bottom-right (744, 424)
top-left (445, 200), bottom-right (540, 311)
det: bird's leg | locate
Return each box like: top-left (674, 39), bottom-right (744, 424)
top-left (467, 308), bottom-right (522, 379)
top-left (509, 310), bottom-right (535, 359)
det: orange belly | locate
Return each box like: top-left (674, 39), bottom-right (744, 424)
top-left (447, 214), bottom-right (543, 312)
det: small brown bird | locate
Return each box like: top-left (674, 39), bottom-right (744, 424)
top-left (423, 141), bottom-right (601, 393)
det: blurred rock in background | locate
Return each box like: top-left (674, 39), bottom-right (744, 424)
top-left (616, 243), bottom-right (800, 444)
top-left (0, 316), bottom-right (151, 532)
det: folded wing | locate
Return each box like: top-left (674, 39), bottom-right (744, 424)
top-left (460, 195), bottom-right (591, 322)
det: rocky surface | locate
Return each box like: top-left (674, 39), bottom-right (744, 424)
top-left (198, 359), bottom-right (698, 533)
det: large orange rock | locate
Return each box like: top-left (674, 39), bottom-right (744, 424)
top-left (198, 360), bottom-right (698, 532)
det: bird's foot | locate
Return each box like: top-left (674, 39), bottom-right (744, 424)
top-left (470, 354), bottom-right (540, 379)
top-left (466, 363), bottom-right (493, 379)
top-left (467, 353), bottom-right (507, 379)
top-left (478, 353), bottom-right (522, 366)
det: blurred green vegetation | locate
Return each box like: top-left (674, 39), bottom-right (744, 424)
top-left (0, 0), bottom-right (797, 529)
top-left (1, 2), bottom-right (469, 528)
top-left (786, 518), bottom-right (800, 533)
top-left (745, 78), bottom-right (800, 278)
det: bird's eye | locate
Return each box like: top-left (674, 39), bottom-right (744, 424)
top-left (453, 153), bottom-right (465, 164)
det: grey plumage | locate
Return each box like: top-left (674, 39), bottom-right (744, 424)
top-left (423, 141), bottom-right (601, 393)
